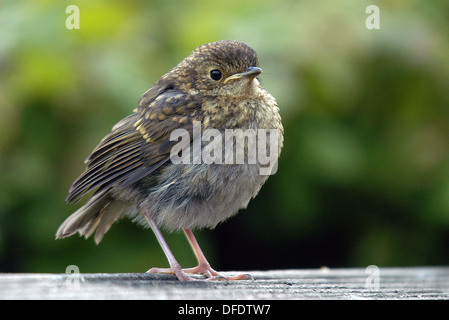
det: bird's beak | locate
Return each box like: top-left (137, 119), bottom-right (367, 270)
top-left (223, 67), bottom-right (262, 84)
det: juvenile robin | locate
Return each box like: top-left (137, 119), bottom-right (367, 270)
top-left (56, 40), bottom-right (283, 281)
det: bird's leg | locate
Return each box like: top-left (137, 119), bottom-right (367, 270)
top-left (142, 212), bottom-right (196, 281)
top-left (182, 228), bottom-right (252, 281)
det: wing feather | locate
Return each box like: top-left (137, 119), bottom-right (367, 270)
top-left (66, 85), bottom-right (201, 204)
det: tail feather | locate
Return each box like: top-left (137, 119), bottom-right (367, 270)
top-left (92, 201), bottom-right (129, 244)
top-left (56, 190), bottom-right (127, 244)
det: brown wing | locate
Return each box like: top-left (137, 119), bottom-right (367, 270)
top-left (66, 84), bottom-right (202, 204)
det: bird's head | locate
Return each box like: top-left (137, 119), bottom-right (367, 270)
top-left (167, 40), bottom-right (262, 97)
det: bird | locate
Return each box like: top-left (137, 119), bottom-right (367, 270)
top-left (56, 40), bottom-right (283, 281)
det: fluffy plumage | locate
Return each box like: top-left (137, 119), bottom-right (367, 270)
top-left (56, 40), bottom-right (283, 281)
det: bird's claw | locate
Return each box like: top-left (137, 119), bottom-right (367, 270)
top-left (146, 265), bottom-right (252, 282)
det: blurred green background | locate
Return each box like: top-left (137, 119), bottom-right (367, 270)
top-left (1, 0), bottom-right (449, 274)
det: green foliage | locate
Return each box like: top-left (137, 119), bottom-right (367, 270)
top-left (1, 0), bottom-right (449, 272)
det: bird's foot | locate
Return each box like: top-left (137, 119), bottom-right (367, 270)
top-left (182, 264), bottom-right (252, 281)
top-left (147, 263), bottom-right (252, 281)
top-left (147, 266), bottom-right (198, 281)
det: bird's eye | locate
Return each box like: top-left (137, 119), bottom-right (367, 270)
top-left (210, 69), bottom-right (222, 81)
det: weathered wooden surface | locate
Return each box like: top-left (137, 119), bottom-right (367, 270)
top-left (1, 267), bottom-right (448, 299)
